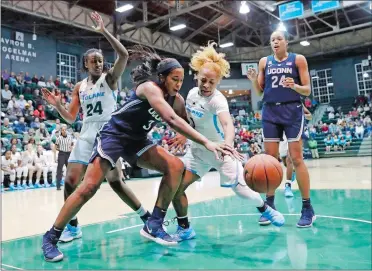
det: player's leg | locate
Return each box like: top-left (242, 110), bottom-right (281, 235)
top-left (221, 156), bottom-right (285, 227)
top-left (284, 155), bottom-right (295, 197)
top-left (170, 169), bottom-right (199, 242)
top-left (42, 156), bottom-right (111, 262)
top-left (105, 159), bottom-right (151, 223)
top-left (259, 113), bottom-right (282, 225)
top-left (137, 144), bottom-right (184, 246)
top-left (171, 148), bottom-right (211, 241)
top-left (286, 112), bottom-right (315, 228)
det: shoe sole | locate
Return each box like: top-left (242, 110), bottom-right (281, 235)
top-left (59, 232), bottom-right (82, 243)
top-left (258, 220), bottom-right (272, 226)
top-left (296, 215), bottom-right (317, 228)
top-left (44, 254), bottom-right (64, 262)
top-left (140, 229), bottom-right (178, 246)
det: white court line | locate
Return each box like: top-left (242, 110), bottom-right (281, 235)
top-left (1, 264), bottom-right (23, 270)
top-left (105, 213), bottom-right (372, 234)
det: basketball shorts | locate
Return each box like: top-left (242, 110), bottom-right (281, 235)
top-left (68, 122), bottom-right (106, 165)
top-left (181, 147), bottom-right (245, 187)
top-left (262, 102), bottom-right (304, 143)
top-left (89, 131), bottom-right (156, 169)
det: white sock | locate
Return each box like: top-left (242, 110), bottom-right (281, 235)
top-left (71, 216), bottom-right (77, 220)
top-left (135, 205), bottom-right (147, 217)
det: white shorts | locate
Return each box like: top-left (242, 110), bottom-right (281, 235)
top-left (181, 147), bottom-right (244, 187)
top-left (68, 121), bottom-right (105, 165)
top-left (279, 140), bottom-right (288, 158)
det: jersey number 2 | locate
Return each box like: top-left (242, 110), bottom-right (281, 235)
top-left (271, 75), bottom-right (286, 88)
top-left (87, 101), bottom-right (103, 116)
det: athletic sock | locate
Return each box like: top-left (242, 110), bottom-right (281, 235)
top-left (69, 218), bottom-right (78, 227)
top-left (302, 198), bottom-right (311, 209)
top-left (257, 202), bottom-right (267, 213)
top-left (135, 205), bottom-right (147, 217)
top-left (51, 226), bottom-right (63, 239)
top-left (177, 216), bottom-right (190, 229)
top-left (152, 206), bottom-right (167, 220)
top-left (285, 181), bottom-right (291, 188)
top-left (266, 195), bottom-right (275, 208)
top-left (140, 211), bottom-right (151, 223)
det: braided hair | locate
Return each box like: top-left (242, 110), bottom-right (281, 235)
top-left (81, 48), bottom-right (108, 73)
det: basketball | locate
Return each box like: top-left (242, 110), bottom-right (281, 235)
top-left (244, 154), bottom-right (283, 193)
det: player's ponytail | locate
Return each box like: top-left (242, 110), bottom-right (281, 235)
top-left (129, 45), bottom-right (162, 85)
top-left (190, 41), bottom-right (230, 79)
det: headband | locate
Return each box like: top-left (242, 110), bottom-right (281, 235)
top-left (157, 59), bottom-right (182, 75)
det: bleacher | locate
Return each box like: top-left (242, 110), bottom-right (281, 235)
top-left (314, 133), bottom-right (365, 158)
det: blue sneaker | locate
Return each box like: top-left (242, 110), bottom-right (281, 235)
top-left (140, 219), bottom-right (178, 246)
top-left (297, 206), bottom-right (316, 228)
top-left (171, 225), bottom-right (196, 242)
top-left (59, 224), bottom-right (82, 243)
top-left (34, 183), bottom-right (42, 189)
top-left (258, 202), bottom-right (276, 226)
top-left (17, 184), bottom-right (23, 190)
top-left (261, 205), bottom-right (285, 227)
top-left (284, 184), bottom-right (294, 198)
top-left (8, 184), bottom-right (15, 191)
top-left (42, 230), bottom-right (64, 262)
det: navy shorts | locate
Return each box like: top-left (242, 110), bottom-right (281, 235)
top-left (262, 101), bottom-right (304, 143)
top-left (89, 132), bottom-right (156, 169)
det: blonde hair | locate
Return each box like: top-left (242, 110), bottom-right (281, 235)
top-left (190, 41), bottom-right (230, 79)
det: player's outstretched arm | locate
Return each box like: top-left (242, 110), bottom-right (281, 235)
top-left (90, 11), bottom-right (128, 90)
top-left (139, 82), bottom-right (235, 160)
top-left (41, 84), bottom-right (81, 124)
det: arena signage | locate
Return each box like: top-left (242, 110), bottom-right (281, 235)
top-left (1, 31), bottom-right (37, 63)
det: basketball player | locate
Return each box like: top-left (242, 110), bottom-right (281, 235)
top-left (42, 48), bottom-right (237, 261)
top-left (247, 30), bottom-right (316, 227)
top-left (168, 42), bottom-right (285, 242)
top-left (280, 105), bottom-right (312, 198)
top-left (41, 11), bottom-right (149, 245)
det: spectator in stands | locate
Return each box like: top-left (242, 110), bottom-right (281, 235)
top-left (332, 134), bottom-right (339, 151)
top-left (24, 108), bottom-right (35, 124)
top-left (339, 136), bottom-right (347, 151)
top-left (324, 135), bottom-right (332, 152)
top-left (355, 122), bottom-right (365, 139)
top-left (2, 69), bottom-right (10, 84)
top-left (9, 138), bottom-right (22, 152)
top-left (24, 72), bottom-right (32, 84)
top-left (321, 123), bottom-right (329, 134)
top-left (33, 105), bottom-right (46, 120)
top-left (365, 124), bottom-right (372, 138)
top-left (1, 118), bottom-right (15, 140)
top-left (46, 76), bottom-right (56, 88)
top-left (364, 103), bottom-right (371, 116)
top-left (304, 97), bottom-right (312, 109)
top-left (1, 150), bottom-right (16, 189)
top-left (35, 123), bottom-right (50, 148)
top-left (30, 117), bottom-right (41, 130)
top-left (33, 145), bottom-right (46, 188)
top-left (21, 143), bottom-right (36, 189)
top-left (16, 95), bottom-right (28, 110)
top-left (13, 116), bottom-right (28, 134)
top-left (308, 137), bottom-right (319, 159)
top-left (54, 76), bottom-right (60, 87)
top-left (22, 128), bottom-right (35, 146)
top-left (328, 110), bottom-right (335, 120)
top-left (345, 131), bottom-right (353, 146)
top-left (31, 74), bottom-right (39, 84)
top-left (1, 84), bottom-right (12, 103)
top-left (326, 105), bottom-right (334, 113)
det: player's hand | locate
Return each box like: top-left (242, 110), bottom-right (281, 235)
top-left (284, 77), bottom-right (295, 89)
top-left (247, 68), bottom-right (258, 81)
top-left (168, 134), bottom-right (187, 154)
top-left (41, 88), bottom-right (61, 107)
top-left (204, 141), bottom-right (235, 161)
top-left (91, 11), bottom-right (105, 33)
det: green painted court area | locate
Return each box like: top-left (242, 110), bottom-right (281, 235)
top-left (2, 190), bottom-right (371, 270)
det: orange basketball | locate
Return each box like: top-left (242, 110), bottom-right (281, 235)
top-left (243, 154), bottom-right (283, 193)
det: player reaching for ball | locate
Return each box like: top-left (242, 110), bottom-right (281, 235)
top-left (168, 42), bottom-right (285, 242)
top-left (247, 30), bottom-right (316, 228)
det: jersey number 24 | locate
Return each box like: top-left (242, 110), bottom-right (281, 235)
top-left (271, 75), bottom-right (286, 88)
top-left (87, 101), bottom-right (103, 116)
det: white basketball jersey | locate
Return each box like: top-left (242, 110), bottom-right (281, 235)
top-left (186, 87), bottom-right (230, 147)
top-left (79, 73), bottom-right (118, 123)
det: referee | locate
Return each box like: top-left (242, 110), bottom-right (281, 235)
top-left (56, 124), bottom-right (73, 190)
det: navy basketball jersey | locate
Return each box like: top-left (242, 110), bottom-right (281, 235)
top-left (102, 81), bottom-right (175, 140)
top-left (263, 53), bottom-right (301, 103)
